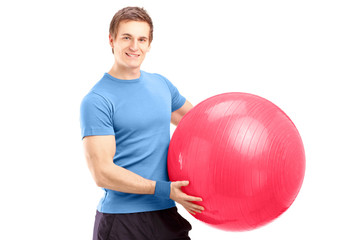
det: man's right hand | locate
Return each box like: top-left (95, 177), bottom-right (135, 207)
top-left (170, 181), bottom-right (205, 215)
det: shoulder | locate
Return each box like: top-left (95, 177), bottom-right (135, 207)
top-left (82, 91), bottom-right (103, 102)
top-left (81, 91), bottom-right (112, 111)
top-left (81, 74), bottom-right (113, 104)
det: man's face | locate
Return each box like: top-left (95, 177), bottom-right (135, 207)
top-left (110, 20), bottom-right (151, 72)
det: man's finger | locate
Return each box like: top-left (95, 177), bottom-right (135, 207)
top-left (185, 195), bottom-right (203, 202)
top-left (190, 203), bottom-right (205, 212)
top-left (178, 181), bottom-right (189, 187)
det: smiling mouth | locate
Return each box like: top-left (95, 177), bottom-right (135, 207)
top-left (126, 53), bottom-right (140, 57)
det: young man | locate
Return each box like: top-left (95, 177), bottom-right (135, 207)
top-left (80, 7), bottom-right (204, 240)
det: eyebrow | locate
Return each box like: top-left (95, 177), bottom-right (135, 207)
top-left (121, 33), bottom-right (148, 39)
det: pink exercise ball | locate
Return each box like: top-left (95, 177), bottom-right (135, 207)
top-left (168, 92), bottom-right (305, 231)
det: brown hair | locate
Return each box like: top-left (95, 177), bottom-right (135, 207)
top-left (109, 7), bottom-right (153, 43)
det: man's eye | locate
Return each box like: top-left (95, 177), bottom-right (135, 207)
top-left (123, 37), bottom-right (130, 40)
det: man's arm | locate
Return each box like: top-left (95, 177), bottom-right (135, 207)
top-left (83, 133), bottom-right (204, 214)
top-left (83, 135), bottom-right (156, 194)
top-left (171, 100), bottom-right (193, 126)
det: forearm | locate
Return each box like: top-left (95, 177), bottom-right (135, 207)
top-left (92, 160), bottom-right (204, 214)
top-left (95, 162), bottom-right (156, 195)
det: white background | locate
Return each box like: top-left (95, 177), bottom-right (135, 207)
top-left (1, 0), bottom-right (359, 239)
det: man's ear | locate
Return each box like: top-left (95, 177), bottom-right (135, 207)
top-left (109, 34), bottom-right (114, 48)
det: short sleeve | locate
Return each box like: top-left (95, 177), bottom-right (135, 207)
top-left (80, 92), bottom-right (115, 139)
top-left (163, 78), bottom-right (186, 112)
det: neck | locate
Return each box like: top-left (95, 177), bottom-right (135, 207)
top-left (108, 64), bottom-right (141, 80)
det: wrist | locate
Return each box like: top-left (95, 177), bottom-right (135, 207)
top-left (154, 181), bottom-right (171, 199)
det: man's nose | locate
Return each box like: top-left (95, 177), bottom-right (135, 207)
top-left (129, 40), bottom-right (138, 51)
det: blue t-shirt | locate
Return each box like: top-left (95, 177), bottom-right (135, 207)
top-left (80, 70), bottom-right (186, 213)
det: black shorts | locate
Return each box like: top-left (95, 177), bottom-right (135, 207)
top-left (93, 207), bottom-right (192, 240)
